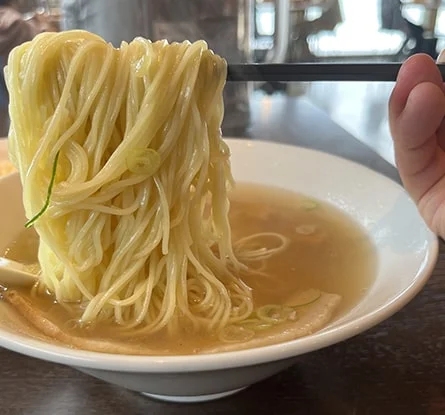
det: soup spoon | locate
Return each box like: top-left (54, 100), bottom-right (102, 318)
top-left (0, 257), bottom-right (38, 288)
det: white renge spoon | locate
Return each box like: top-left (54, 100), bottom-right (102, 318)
top-left (0, 257), bottom-right (38, 288)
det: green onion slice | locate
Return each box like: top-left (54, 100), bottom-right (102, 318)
top-left (256, 304), bottom-right (294, 324)
top-left (126, 148), bottom-right (161, 176)
top-left (301, 200), bottom-right (318, 211)
top-left (219, 325), bottom-right (255, 343)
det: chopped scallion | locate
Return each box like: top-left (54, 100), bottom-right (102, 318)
top-left (126, 148), bottom-right (161, 176)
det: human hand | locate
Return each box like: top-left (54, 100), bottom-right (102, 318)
top-left (389, 53), bottom-right (445, 236)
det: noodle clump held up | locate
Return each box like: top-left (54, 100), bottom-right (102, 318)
top-left (5, 30), bottom-right (291, 340)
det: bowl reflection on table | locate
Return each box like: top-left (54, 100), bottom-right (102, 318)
top-left (0, 139), bottom-right (437, 403)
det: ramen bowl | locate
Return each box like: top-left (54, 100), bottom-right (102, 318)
top-left (0, 139), bottom-right (437, 403)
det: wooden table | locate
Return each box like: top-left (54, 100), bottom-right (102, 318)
top-left (2, 93), bottom-right (445, 415)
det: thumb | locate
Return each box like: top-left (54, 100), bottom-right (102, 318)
top-left (389, 54), bottom-right (445, 202)
top-left (389, 53), bottom-right (445, 150)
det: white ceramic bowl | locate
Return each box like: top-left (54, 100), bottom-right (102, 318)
top-left (0, 139), bottom-right (438, 403)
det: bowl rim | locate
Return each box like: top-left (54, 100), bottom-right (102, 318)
top-left (0, 139), bottom-right (438, 372)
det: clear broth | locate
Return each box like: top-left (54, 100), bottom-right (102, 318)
top-left (2, 183), bottom-right (376, 354)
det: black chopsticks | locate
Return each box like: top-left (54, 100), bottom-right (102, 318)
top-left (226, 63), bottom-right (445, 82)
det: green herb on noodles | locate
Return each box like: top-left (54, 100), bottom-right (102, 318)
top-left (25, 151), bottom-right (60, 228)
